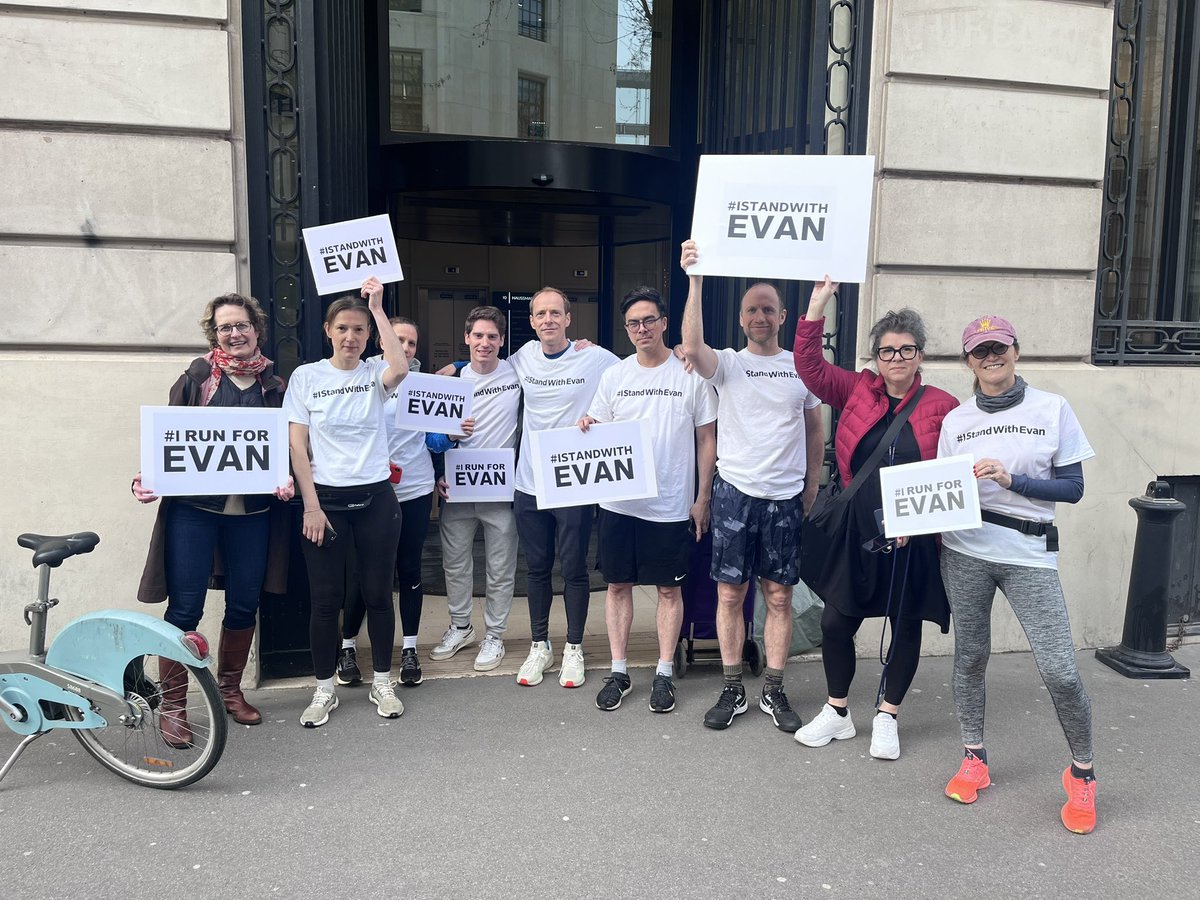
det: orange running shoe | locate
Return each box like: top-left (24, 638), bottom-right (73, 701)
top-left (945, 752), bottom-right (991, 804)
top-left (1060, 767), bottom-right (1097, 834)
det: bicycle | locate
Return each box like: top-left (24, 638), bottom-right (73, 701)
top-left (0, 531), bottom-right (227, 789)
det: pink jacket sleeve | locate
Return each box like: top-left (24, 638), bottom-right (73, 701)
top-left (793, 316), bottom-right (857, 410)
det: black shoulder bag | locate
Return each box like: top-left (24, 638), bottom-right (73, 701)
top-left (806, 386), bottom-right (925, 537)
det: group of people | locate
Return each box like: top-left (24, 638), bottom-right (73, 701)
top-left (130, 240), bottom-right (1099, 836)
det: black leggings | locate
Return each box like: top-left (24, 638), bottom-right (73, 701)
top-left (514, 490), bottom-right (593, 644)
top-left (821, 603), bottom-right (924, 708)
top-left (303, 484), bottom-right (401, 680)
top-left (343, 491), bottom-right (432, 640)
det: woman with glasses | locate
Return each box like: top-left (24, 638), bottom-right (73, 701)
top-left (792, 279), bottom-right (957, 760)
top-left (937, 316), bottom-right (1097, 834)
top-left (132, 293), bottom-right (294, 747)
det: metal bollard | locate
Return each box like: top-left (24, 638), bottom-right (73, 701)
top-left (1095, 480), bottom-right (1190, 679)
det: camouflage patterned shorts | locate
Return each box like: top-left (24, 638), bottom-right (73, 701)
top-left (709, 475), bottom-right (803, 586)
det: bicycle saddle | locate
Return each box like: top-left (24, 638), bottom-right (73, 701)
top-left (17, 532), bottom-right (101, 568)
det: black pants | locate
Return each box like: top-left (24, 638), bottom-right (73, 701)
top-left (343, 491), bottom-right (433, 640)
top-left (302, 484), bottom-right (401, 680)
top-left (821, 603), bottom-right (924, 708)
top-left (513, 490), bottom-right (593, 644)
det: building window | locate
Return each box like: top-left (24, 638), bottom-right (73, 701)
top-left (1095, 1), bottom-right (1200, 363)
top-left (518, 75), bottom-right (547, 139)
top-left (519, 0), bottom-right (547, 41)
top-left (389, 49), bottom-right (423, 132)
top-left (388, 0), bottom-right (421, 11)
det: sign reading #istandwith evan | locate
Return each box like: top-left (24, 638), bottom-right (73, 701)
top-left (445, 448), bottom-right (515, 503)
top-left (879, 454), bottom-right (982, 539)
top-left (529, 420), bottom-right (658, 511)
top-left (140, 407), bottom-right (289, 497)
top-left (302, 214), bottom-right (404, 295)
top-left (687, 154), bottom-right (875, 284)
top-left (393, 372), bottom-right (474, 434)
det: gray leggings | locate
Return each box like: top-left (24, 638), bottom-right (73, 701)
top-left (941, 547), bottom-right (1093, 763)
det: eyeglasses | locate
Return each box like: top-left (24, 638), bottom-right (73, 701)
top-left (624, 315), bottom-right (664, 332)
top-left (216, 321), bottom-right (254, 336)
top-left (876, 344), bottom-right (920, 361)
top-left (968, 342), bottom-right (1011, 360)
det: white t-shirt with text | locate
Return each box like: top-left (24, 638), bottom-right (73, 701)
top-left (509, 340), bottom-right (620, 494)
top-left (458, 359), bottom-right (521, 450)
top-left (284, 357), bottom-right (392, 487)
top-left (938, 386), bottom-right (1095, 569)
top-left (707, 348), bottom-right (821, 500)
top-left (588, 353), bottom-right (718, 522)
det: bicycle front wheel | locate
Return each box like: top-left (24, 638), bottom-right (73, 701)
top-left (72, 656), bottom-right (228, 789)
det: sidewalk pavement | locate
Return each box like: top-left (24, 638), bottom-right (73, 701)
top-left (2, 644), bottom-right (1196, 900)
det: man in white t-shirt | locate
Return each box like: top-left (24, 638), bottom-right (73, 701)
top-left (508, 287), bottom-right (620, 689)
top-left (425, 306), bottom-right (522, 673)
top-left (580, 287), bottom-right (718, 714)
top-left (679, 239), bottom-right (824, 735)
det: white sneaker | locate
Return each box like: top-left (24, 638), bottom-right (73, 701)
top-left (795, 703), bottom-right (856, 747)
top-left (869, 711), bottom-right (900, 760)
top-left (300, 689), bottom-right (339, 728)
top-left (516, 641), bottom-right (554, 686)
top-left (559, 643), bottom-right (585, 688)
top-left (429, 624), bottom-right (476, 660)
top-left (474, 635), bottom-right (506, 671)
top-left (369, 681), bottom-right (404, 719)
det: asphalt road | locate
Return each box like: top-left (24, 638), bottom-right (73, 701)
top-left (2, 646), bottom-right (1196, 900)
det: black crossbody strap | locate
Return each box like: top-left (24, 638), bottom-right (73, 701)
top-left (835, 385), bottom-right (925, 506)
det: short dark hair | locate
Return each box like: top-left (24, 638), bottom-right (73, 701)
top-left (388, 315), bottom-right (418, 331)
top-left (869, 309), bottom-right (928, 357)
top-left (199, 293), bottom-right (270, 348)
top-left (620, 286), bottom-right (666, 318)
top-left (465, 305), bottom-right (507, 338)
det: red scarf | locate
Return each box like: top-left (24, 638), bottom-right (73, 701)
top-left (203, 348), bottom-right (271, 405)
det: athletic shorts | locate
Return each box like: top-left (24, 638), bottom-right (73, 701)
top-left (597, 508), bottom-right (691, 586)
top-left (709, 475), bottom-right (803, 586)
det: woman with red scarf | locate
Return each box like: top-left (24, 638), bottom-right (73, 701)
top-left (132, 293), bottom-right (294, 747)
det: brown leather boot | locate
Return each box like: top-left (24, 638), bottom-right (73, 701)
top-left (158, 657), bottom-right (193, 748)
top-left (217, 626), bottom-right (262, 725)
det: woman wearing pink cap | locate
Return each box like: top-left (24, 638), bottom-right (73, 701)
top-left (937, 315), bottom-right (1098, 834)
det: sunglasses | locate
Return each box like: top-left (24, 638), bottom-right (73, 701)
top-left (968, 342), bottom-right (1012, 360)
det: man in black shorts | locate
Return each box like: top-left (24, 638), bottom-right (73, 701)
top-left (579, 287), bottom-right (717, 713)
top-left (680, 240), bottom-right (825, 734)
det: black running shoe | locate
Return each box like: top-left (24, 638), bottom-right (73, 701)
top-left (703, 683), bottom-right (748, 729)
top-left (649, 674), bottom-right (676, 713)
top-left (595, 672), bottom-right (632, 711)
top-left (759, 686), bottom-right (803, 733)
top-left (335, 647), bottom-right (362, 686)
top-left (399, 647), bottom-right (423, 686)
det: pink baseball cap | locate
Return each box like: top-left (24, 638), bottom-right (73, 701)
top-left (962, 315), bottom-right (1017, 352)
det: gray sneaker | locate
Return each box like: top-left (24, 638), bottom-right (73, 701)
top-left (300, 689), bottom-right (339, 728)
top-left (429, 624), bottom-right (476, 660)
top-left (369, 681), bottom-right (404, 718)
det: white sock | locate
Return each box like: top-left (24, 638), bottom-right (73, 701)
top-left (340, 638), bottom-right (355, 650)
top-left (611, 658), bottom-right (628, 674)
top-left (656, 659), bottom-right (673, 678)
top-left (373, 671), bottom-right (391, 686)
top-left (402, 635), bottom-right (417, 650)
top-left (316, 677), bottom-right (335, 693)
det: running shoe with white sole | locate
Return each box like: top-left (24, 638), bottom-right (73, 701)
top-left (516, 642), bottom-right (554, 686)
top-left (429, 625), bottom-right (476, 661)
top-left (474, 635), bottom-right (506, 671)
top-left (300, 689), bottom-right (339, 728)
top-left (559, 643), bottom-right (585, 688)
top-left (369, 681), bottom-right (404, 718)
top-left (595, 673), bottom-right (632, 711)
top-left (869, 711), bottom-right (900, 760)
top-left (795, 703), bottom-right (856, 747)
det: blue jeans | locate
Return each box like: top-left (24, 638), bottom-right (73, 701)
top-left (164, 502), bottom-right (269, 632)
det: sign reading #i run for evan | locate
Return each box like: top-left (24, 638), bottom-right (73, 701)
top-left (302, 214), bottom-right (404, 295)
top-left (879, 454), bottom-right (982, 539)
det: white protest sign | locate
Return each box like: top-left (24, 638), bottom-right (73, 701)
top-left (529, 420), bottom-right (658, 511)
top-left (879, 454), bottom-right (982, 538)
top-left (445, 448), bottom-right (515, 503)
top-left (140, 407), bottom-right (289, 497)
top-left (302, 214), bottom-right (404, 295)
top-left (687, 154), bottom-right (875, 283)
top-left (393, 372), bottom-right (474, 434)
